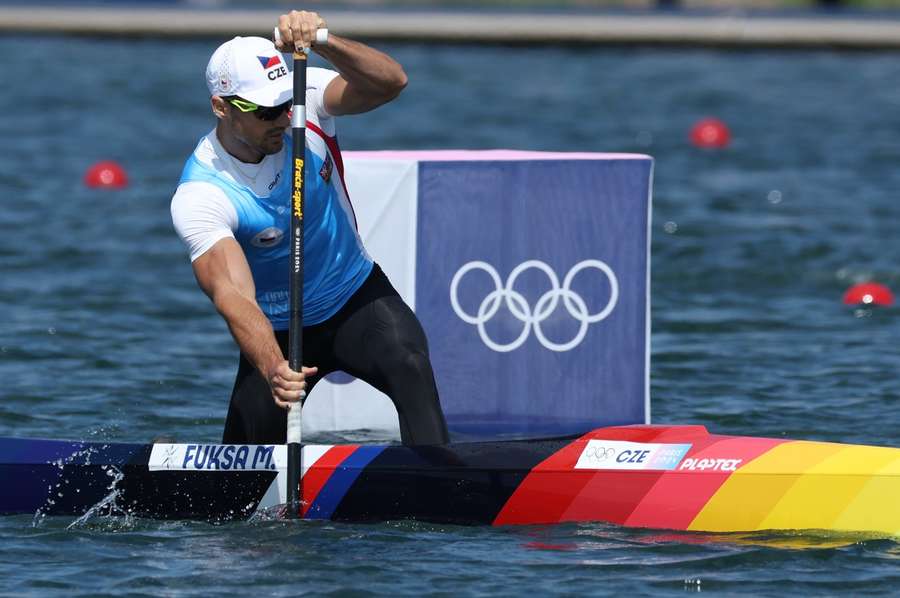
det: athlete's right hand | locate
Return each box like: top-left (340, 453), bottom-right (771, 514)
top-left (266, 361), bottom-right (318, 409)
top-left (275, 10), bottom-right (326, 52)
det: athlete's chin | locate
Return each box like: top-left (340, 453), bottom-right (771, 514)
top-left (261, 134), bottom-right (284, 154)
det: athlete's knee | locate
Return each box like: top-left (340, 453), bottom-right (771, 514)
top-left (381, 348), bottom-right (448, 445)
top-left (380, 343), bottom-right (433, 382)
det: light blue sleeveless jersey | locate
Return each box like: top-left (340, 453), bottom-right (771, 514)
top-left (178, 136), bottom-right (373, 329)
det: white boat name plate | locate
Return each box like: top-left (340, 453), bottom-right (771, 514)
top-left (575, 440), bottom-right (691, 471)
top-left (149, 444), bottom-right (287, 472)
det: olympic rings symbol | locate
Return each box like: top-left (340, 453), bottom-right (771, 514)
top-left (449, 259), bottom-right (619, 353)
top-left (583, 445), bottom-right (616, 462)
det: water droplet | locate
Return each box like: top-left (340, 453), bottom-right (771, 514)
top-left (48, 327), bottom-right (56, 335)
top-left (663, 221), bottom-right (678, 234)
top-left (767, 190), bottom-right (782, 204)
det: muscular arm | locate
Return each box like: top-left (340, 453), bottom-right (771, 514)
top-left (276, 10), bottom-right (408, 116)
top-left (193, 238), bottom-right (281, 377)
top-left (316, 34), bottom-right (408, 116)
top-left (192, 238), bottom-right (313, 408)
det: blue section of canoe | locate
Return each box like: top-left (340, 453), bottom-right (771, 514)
top-left (0, 437), bottom-right (145, 515)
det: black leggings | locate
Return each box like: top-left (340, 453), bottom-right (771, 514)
top-left (222, 264), bottom-right (450, 446)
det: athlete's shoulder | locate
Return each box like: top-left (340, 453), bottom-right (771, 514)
top-left (184, 129), bottom-right (214, 161)
top-left (171, 181), bottom-right (232, 219)
top-left (306, 68), bottom-right (340, 131)
top-left (171, 181), bottom-right (239, 262)
top-left (307, 67), bottom-right (340, 90)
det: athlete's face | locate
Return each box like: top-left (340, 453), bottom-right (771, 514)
top-left (230, 102), bottom-right (290, 155)
top-left (215, 96), bottom-right (291, 160)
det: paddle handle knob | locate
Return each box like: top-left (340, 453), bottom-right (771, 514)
top-left (274, 27), bottom-right (329, 50)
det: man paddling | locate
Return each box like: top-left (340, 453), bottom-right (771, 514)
top-left (171, 10), bottom-right (449, 445)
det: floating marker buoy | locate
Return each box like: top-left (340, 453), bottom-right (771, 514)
top-left (84, 160), bottom-right (129, 189)
top-left (842, 282), bottom-right (895, 307)
top-left (690, 118), bottom-right (731, 149)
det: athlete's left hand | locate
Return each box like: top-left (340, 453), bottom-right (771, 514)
top-left (275, 10), bottom-right (327, 52)
top-left (267, 361), bottom-right (318, 409)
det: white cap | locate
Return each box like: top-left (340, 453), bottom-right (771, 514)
top-left (206, 36), bottom-right (292, 107)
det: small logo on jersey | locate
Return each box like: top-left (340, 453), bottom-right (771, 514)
top-left (268, 171), bottom-right (281, 191)
top-left (251, 227), bottom-right (284, 248)
top-left (319, 154), bottom-right (333, 183)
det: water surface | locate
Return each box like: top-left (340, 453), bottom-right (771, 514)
top-left (1, 36), bottom-right (899, 595)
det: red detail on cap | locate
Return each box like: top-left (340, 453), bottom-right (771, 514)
top-left (690, 118), bottom-right (731, 149)
top-left (843, 282), bottom-right (895, 306)
top-left (84, 160), bottom-right (128, 189)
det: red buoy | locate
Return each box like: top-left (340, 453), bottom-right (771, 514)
top-left (84, 160), bottom-right (129, 189)
top-left (842, 282), bottom-right (895, 307)
top-left (690, 118), bottom-right (731, 149)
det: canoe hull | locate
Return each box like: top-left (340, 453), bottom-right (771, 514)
top-left (2, 425), bottom-right (898, 535)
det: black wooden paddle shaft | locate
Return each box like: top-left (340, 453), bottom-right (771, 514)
top-left (286, 50), bottom-right (308, 518)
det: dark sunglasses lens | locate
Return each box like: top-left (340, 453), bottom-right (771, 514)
top-left (256, 102), bottom-right (291, 121)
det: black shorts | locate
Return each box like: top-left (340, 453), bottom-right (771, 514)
top-left (222, 264), bottom-right (449, 446)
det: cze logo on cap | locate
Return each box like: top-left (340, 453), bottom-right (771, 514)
top-left (257, 55), bottom-right (288, 81)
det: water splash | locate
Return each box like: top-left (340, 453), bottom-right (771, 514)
top-left (30, 444), bottom-right (135, 530)
top-left (65, 465), bottom-right (133, 531)
top-left (31, 444), bottom-right (104, 526)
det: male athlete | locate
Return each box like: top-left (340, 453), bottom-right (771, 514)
top-left (171, 10), bottom-right (449, 445)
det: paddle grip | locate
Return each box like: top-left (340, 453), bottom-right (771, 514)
top-left (273, 27), bottom-right (329, 51)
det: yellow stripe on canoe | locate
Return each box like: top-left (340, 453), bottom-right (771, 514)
top-left (688, 441), bottom-right (900, 535)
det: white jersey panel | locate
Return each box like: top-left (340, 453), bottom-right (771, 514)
top-left (171, 181), bottom-right (239, 262)
top-left (306, 67), bottom-right (339, 134)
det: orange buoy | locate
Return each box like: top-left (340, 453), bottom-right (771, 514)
top-left (84, 160), bottom-right (129, 189)
top-left (690, 118), bottom-right (731, 149)
top-left (842, 282), bottom-right (895, 307)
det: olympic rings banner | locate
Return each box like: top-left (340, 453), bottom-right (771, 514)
top-left (304, 151), bottom-right (652, 440)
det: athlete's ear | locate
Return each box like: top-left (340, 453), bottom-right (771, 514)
top-left (211, 96), bottom-right (229, 120)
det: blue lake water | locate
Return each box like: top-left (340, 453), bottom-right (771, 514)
top-left (2, 33), bottom-right (900, 595)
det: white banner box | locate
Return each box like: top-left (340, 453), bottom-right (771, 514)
top-left (303, 150), bottom-right (653, 440)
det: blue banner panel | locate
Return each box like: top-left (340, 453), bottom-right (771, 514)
top-left (415, 158), bottom-right (652, 438)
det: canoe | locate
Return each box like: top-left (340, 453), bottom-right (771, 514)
top-left (3, 424), bottom-right (898, 535)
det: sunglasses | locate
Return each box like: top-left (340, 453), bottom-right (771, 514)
top-left (228, 97), bottom-right (292, 121)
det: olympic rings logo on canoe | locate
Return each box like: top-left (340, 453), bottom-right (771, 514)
top-left (449, 259), bottom-right (619, 352)
top-left (582, 445), bottom-right (616, 462)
